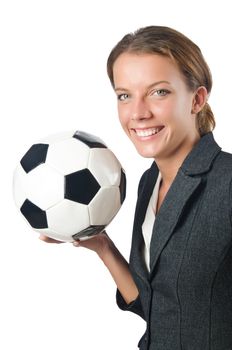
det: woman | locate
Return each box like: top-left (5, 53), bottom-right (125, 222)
top-left (41, 26), bottom-right (232, 349)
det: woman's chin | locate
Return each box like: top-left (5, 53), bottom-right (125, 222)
top-left (135, 145), bottom-right (159, 159)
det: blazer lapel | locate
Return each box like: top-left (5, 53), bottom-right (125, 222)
top-left (149, 132), bottom-right (221, 274)
top-left (149, 169), bottom-right (202, 273)
top-left (130, 163), bottom-right (159, 282)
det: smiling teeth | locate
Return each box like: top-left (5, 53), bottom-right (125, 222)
top-left (135, 128), bottom-right (162, 137)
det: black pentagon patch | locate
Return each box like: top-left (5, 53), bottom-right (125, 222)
top-left (20, 199), bottom-right (48, 229)
top-left (119, 169), bottom-right (126, 204)
top-left (73, 130), bottom-right (107, 149)
top-left (65, 169), bottom-right (100, 204)
top-left (72, 225), bottom-right (106, 240)
top-left (20, 143), bottom-right (49, 173)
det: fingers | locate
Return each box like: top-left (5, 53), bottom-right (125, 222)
top-left (39, 230), bottom-right (109, 247)
top-left (72, 239), bottom-right (89, 248)
top-left (73, 240), bottom-right (80, 247)
top-left (39, 234), bottom-right (63, 244)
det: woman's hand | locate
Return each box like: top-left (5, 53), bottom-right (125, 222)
top-left (73, 231), bottom-right (113, 260)
top-left (39, 234), bottom-right (64, 244)
top-left (39, 231), bottom-right (112, 259)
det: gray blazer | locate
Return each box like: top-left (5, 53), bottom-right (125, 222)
top-left (117, 132), bottom-right (232, 350)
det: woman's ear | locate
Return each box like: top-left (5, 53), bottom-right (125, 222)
top-left (191, 86), bottom-right (208, 114)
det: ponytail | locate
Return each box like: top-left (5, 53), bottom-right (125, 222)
top-left (197, 103), bottom-right (216, 136)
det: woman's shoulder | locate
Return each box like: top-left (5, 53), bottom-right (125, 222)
top-left (209, 150), bottom-right (232, 188)
top-left (215, 150), bottom-right (232, 171)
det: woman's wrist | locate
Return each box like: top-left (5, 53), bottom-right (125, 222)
top-left (97, 233), bottom-right (116, 262)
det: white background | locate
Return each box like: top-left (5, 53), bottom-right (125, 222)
top-left (0, 0), bottom-right (232, 349)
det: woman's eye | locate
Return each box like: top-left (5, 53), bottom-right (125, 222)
top-left (117, 93), bottom-right (129, 101)
top-left (152, 89), bottom-right (170, 96)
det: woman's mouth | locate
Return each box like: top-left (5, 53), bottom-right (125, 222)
top-left (133, 126), bottom-right (165, 138)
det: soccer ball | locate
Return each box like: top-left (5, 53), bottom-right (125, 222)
top-left (13, 130), bottom-right (126, 242)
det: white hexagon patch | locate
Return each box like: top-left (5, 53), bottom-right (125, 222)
top-left (26, 163), bottom-right (64, 210)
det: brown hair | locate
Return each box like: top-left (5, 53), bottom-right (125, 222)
top-left (107, 26), bottom-right (215, 136)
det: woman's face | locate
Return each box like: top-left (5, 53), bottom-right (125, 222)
top-left (112, 52), bottom-right (201, 160)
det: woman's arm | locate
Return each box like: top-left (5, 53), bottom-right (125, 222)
top-left (73, 232), bottom-right (139, 304)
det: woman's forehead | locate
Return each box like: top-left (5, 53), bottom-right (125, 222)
top-left (113, 52), bottom-right (184, 89)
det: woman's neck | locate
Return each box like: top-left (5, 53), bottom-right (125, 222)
top-left (155, 135), bottom-right (200, 187)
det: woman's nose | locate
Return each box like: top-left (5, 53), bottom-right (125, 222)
top-left (131, 100), bottom-right (152, 120)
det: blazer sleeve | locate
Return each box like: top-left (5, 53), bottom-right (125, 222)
top-left (116, 289), bottom-right (145, 319)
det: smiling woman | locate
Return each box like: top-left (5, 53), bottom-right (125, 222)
top-left (105, 26), bottom-right (232, 350)
top-left (41, 26), bottom-right (232, 350)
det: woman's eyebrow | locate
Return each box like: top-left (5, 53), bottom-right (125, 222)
top-left (114, 80), bottom-right (171, 92)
